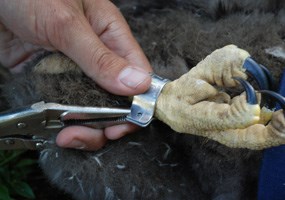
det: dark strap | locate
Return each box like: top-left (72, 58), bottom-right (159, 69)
top-left (258, 69), bottom-right (285, 200)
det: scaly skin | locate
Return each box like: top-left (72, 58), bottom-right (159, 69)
top-left (155, 45), bottom-right (285, 150)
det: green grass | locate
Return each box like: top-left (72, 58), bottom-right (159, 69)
top-left (0, 150), bottom-right (36, 200)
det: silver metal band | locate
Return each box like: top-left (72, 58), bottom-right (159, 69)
top-left (127, 74), bottom-right (170, 127)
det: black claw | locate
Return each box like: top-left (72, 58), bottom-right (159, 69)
top-left (233, 77), bottom-right (258, 105)
top-left (259, 64), bottom-right (277, 108)
top-left (259, 64), bottom-right (277, 91)
top-left (243, 57), bottom-right (270, 90)
top-left (260, 90), bottom-right (285, 115)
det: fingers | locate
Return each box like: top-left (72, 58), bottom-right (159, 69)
top-left (47, 0), bottom-right (152, 96)
top-left (0, 22), bottom-right (42, 69)
top-left (0, 0), bottom-right (152, 95)
top-left (37, 0), bottom-right (152, 150)
top-left (0, 0), bottom-right (153, 151)
top-left (104, 123), bottom-right (139, 140)
top-left (84, 0), bottom-right (152, 71)
top-left (56, 126), bottom-right (107, 151)
top-left (56, 123), bottom-right (139, 150)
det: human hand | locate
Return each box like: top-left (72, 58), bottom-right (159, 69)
top-left (0, 0), bottom-right (152, 150)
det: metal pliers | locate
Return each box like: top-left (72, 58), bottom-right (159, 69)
top-left (0, 75), bottom-right (169, 150)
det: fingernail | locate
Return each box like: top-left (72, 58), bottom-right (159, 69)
top-left (119, 67), bottom-right (149, 89)
top-left (67, 140), bottom-right (86, 149)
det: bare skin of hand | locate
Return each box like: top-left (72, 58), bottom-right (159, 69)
top-left (0, 0), bottom-right (152, 150)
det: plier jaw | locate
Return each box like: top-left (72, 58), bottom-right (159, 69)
top-left (0, 75), bottom-right (169, 150)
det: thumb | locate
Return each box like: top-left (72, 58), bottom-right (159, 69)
top-left (84, 44), bottom-right (152, 95)
top-left (49, 16), bottom-right (151, 96)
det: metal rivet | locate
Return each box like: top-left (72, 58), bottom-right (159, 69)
top-left (17, 122), bottom-right (26, 129)
top-left (36, 142), bottom-right (44, 149)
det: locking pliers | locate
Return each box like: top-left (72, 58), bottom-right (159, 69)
top-left (0, 75), bottom-right (169, 150)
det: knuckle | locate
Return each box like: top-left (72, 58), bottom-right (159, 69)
top-left (93, 49), bottom-right (118, 74)
top-left (53, 10), bottom-right (77, 28)
top-left (46, 10), bottom-right (78, 48)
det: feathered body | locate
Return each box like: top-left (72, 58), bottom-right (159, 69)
top-left (0, 0), bottom-right (285, 199)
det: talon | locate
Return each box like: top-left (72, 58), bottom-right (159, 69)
top-left (258, 64), bottom-right (277, 108)
top-left (243, 57), bottom-right (270, 90)
top-left (259, 64), bottom-right (276, 91)
top-left (233, 77), bottom-right (257, 105)
top-left (260, 90), bottom-right (285, 116)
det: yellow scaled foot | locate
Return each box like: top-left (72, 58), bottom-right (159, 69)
top-left (155, 45), bottom-right (285, 150)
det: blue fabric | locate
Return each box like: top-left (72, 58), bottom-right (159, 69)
top-left (258, 70), bottom-right (285, 200)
